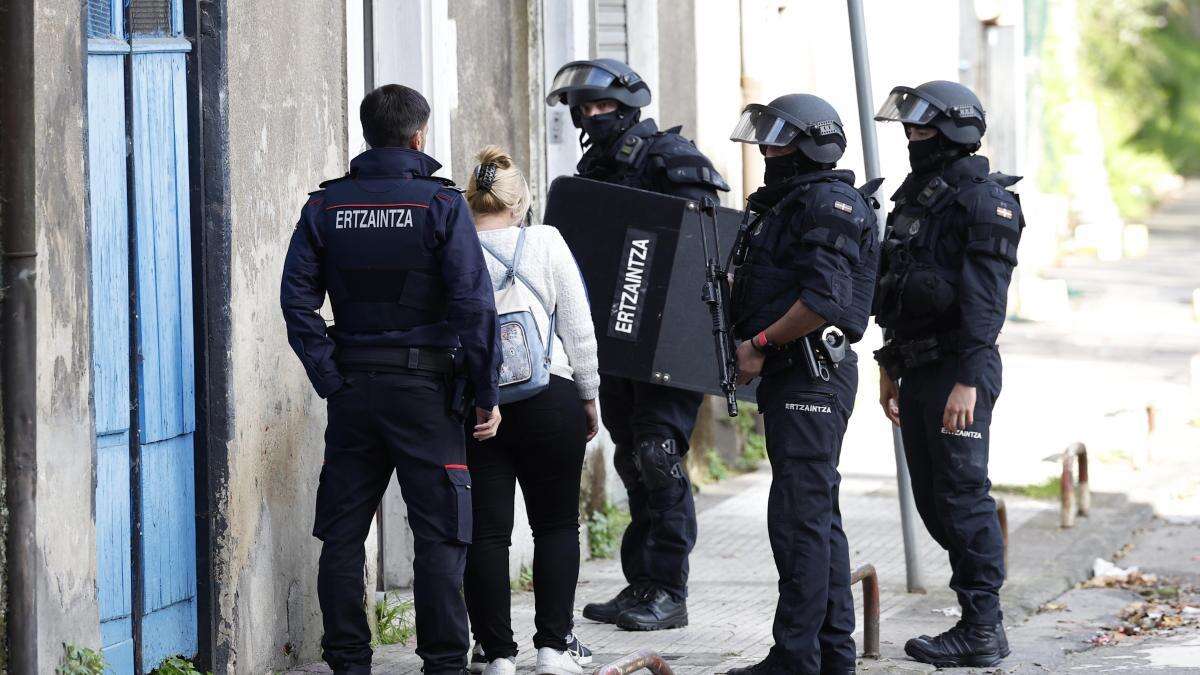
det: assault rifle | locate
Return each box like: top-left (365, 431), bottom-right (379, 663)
top-left (696, 197), bottom-right (739, 417)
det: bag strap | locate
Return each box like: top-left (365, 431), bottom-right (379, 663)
top-left (478, 228), bottom-right (557, 361)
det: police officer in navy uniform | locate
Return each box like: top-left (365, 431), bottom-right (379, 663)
top-left (724, 94), bottom-right (880, 674)
top-left (282, 84), bottom-right (502, 675)
top-left (545, 58), bottom-right (728, 631)
top-left (873, 80), bottom-right (1023, 668)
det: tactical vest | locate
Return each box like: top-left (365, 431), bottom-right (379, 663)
top-left (874, 169), bottom-right (1022, 337)
top-left (731, 175), bottom-right (879, 343)
top-left (317, 174), bottom-right (451, 333)
top-left (578, 123), bottom-right (729, 194)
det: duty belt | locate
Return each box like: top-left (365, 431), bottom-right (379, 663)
top-left (336, 346), bottom-right (459, 375)
top-left (874, 332), bottom-right (959, 380)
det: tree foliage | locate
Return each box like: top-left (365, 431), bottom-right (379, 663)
top-left (1082, 0), bottom-right (1200, 176)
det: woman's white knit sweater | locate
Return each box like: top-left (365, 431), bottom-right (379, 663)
top-left (476, 224), bottom-right (600, 400)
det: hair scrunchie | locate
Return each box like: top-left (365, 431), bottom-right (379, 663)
top-left (475, 163), bottom-right (498, 192)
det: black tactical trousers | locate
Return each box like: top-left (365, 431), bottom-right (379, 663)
top-left (899, 357), bottom-right (1005, 625)
top-left (756, 352), bottom-right (858, 674)
top-left (599, 375), bottom-right (701, 600)
top-left (314, 371), bottom-right (471, 675)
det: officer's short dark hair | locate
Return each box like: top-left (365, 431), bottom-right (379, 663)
top-left (360, 84), bottom-right (431, 148)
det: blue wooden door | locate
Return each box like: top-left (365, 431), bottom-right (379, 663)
top-left (87, 2), bottom-right (135, 670)
top-left (87, 1), bottom-right (198, 671)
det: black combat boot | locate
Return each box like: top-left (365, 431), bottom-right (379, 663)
top-left (581, 584), bottom-right (649, 624)
top-left (724, 651), bottom-right (793, 674)
top-left (904, 621), bottom-right (1009, 667)
top-left (615, 588), bottom-right (688, 631)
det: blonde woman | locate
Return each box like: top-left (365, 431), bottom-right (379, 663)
top-left (462, 146), bottom-right (599, 675)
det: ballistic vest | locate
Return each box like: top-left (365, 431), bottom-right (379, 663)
top-left (317, 172), bottom-right (451, 334)
top-left (731, 171), bottom-right (879, 343)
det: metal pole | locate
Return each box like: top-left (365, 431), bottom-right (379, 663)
top-left (846, 0), bottom-right (925, 593)
top-left (1, 0), bottom-right (40, 668)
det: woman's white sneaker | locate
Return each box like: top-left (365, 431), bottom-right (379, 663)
top-left (564, 633), bottom-right (593, 665)
top-left (535, 647), bottom-right (584, 675)
top-left (468, 642), bottom-right (488, 673)
top-left (482, 656), bottom-right (517, 675)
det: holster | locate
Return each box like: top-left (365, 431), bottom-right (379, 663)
top-left (873, 332), bottom-right (959, 380)
top-left (445, 350), bottom-right (471, 420)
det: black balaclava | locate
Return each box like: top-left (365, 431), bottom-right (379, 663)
top-left (907, 129), bottom-right (972, 173)
top-left (763, 148), bottom-right (831, 186)
top-left (578, 104), bottom-right (641, 150)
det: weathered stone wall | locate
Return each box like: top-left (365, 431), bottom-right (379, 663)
top-left (215, 1), bottom-right (347, 671)
top-left (33, 0), bottom-right (103, 667)
top-left (448, 0), bottom-right (534, 189)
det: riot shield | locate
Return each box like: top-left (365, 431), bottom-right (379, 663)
top-left (544, 176), bottom-right (756, 401)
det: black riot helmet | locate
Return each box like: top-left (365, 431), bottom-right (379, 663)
top-left (729, 93), bottom-right (847, 164)
top-left (875, 80), bottom-right (986, 147)
top-left (546, 58), bottom-right (652, 111)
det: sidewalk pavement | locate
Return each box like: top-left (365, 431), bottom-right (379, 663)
top-left (288, 463), bottom-right (1153, 674)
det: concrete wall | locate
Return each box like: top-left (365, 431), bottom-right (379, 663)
top-left (33, 0), bottom-right (103, 667)
top-left (214, 1), bottom-right (347, 671)
top-left (656, 0), bottom-right (698, 140)
top-left (448, 0), bottom-right (535, 190)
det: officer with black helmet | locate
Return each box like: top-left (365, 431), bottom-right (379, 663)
top-left (726, 94), bottom-right (880, 674)
top-left (546, 58), bottom-right (728, 632)
top-left (282, 84), bottom-right (501, 675)
top-left (873, 80), bottom-right (1023, 668)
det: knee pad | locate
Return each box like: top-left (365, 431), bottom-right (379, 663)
top-left (633, 437), bottom-right (684, 491)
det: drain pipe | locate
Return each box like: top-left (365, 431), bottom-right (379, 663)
top-left (1, 0), bottom-right (40, 671)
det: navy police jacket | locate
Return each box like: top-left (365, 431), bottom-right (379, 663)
top-left (577, 118), bottom-right (729, 203)
top-left (731, 170), bottom-right (880, 345)
top-left (281, 148), bottom-right (501, 408)
top-left (874, 154), bottom-right (1023, 387)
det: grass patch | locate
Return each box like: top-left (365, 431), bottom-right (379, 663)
top-left (705, 448), bottom-right (729, 482)
top-left (511, 564), bottom-right (535, 592)
top-left (57, 644), bottom-right (106, 675)
top-left (993, 476), bottom-right (1060, 500)
top-left (375, 591), bottom-right (416, 646)
top-left (587, 501), bottom-right (631, 560)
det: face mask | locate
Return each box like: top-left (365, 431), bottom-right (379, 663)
top-left (763, 150), bottom-right (828, 186)
top-left (579, 110), bottom-right (627, 147)
top-left (907, 136), bottom-right (945, 172)
top-left (763, 155), bottom-right (798, 185)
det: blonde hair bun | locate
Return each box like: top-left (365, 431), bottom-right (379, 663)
top-left (467, 145), bottom-right (531, 221)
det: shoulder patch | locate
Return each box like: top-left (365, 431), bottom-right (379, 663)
top-left (834, 200), bottom-right (854, 214)
top-left (995, 204), bottom-right (1014, 220)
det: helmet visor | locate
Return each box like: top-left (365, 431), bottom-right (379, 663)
top-left (729, 106), bottom-right (801, 147)
top-left (874, 90), bottom-right (941, 125)
top-left (546, 64), bottom-right (616, 105)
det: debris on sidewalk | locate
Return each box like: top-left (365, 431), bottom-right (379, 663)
top-left (1078, 558), bottom-right (1200, 649)
top-left (931, 606), bottom-right (962, 617)
top-left (1081, 557), bottom-right (1157, 588)
top-left (1037, 601), bottom-right (1068, 613)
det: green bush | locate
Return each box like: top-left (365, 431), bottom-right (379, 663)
top-left (587, 501), bottom-right (631, 559)
top-left (705, 448), bottom-right (730, 482)
top-left (739, 432), bottom-right (767, 471)
top-left (150, 656), bottom-right (210, 675)
top-left (57, 644), bottom-right (105, 675)
top-left (511, 564), bottom-right (535, 592)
